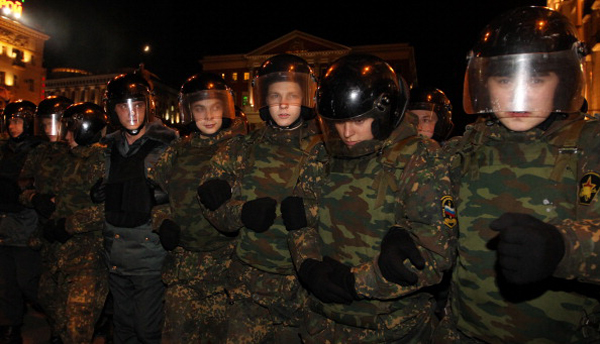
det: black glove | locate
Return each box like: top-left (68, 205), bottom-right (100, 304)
top-left (90, 178), bottom-right (106, 204)
top-left (158, 219), bottom-right (181, 251)
top-left (281, 196), bottom-right (307, 231)
top-left (31, 193), bottom-right (55, 219)
top-left (197, 179), bottom-right (232, 211)
top-left (378, 227), bottom-right (425, 286)
top-left (241, 197), bottom-right (277, 233)
top-left (53, 218), bottom-right (71, 244)
top-left (298, 256), bottom-right (358, 304)
top-left (0, 178), bottom-right (23, 213)
top-left (490, 212), bottom-right (565, 284)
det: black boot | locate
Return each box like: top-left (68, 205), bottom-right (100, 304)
top-left (0, 326), bottom-right (23, 344)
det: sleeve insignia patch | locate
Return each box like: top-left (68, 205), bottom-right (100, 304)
top-left (442, 195), bottom-right (457, 229)
top-left (579, 172), bottom-right (600, 206)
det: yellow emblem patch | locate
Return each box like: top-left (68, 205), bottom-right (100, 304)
top-left (579, 172), bottom-right (600, 206)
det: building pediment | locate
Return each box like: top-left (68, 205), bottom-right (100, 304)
top-left (245, 30), bottom-right (350, 64)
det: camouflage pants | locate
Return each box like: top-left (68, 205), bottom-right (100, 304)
top-left (61, 269), bottom-right (109, 344)
top-left (224, 257), bottom-right (303, 344)
top-left (37, 241), bottom-right (62, 335)
top-left (161, 244), bottom-right (235, 344)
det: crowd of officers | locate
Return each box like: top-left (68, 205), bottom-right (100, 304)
top-left (1, 5), bottom-right (600, 344)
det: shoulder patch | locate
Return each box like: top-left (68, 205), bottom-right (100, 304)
top-left (441, 195), bottom-right (457, 229)
top-left (579, 172), bottom-right (600, 206)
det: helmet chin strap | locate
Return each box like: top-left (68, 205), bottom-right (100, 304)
top-left (124, 121), bottom-right (146, 136)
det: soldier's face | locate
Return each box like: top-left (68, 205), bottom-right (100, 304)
top-left (267, 81), bottom-right (302, 127)
top-left (8, 117), bottom-right (23, 138)
top-left (115, 99), bottom-right (146, 130)
top-left (192, 98), bottom-right (223, 135)
top-left (334, 117), bottom-right (375, 147)
top-left (412, 110), bottom-right (438, 139)
top-left (487, 71), bottom-right (559, 131)
top-left (65, 130), bottom-right (77, 148)
top-left (41, 118), bottom-right (61, 142)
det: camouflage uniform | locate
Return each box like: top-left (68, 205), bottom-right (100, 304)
top-left (437, 113), bottom-right (600, 343)
top-left (19, 140), bottom-right (70, 338)
top-left (289, 117), bottom-right (456, 343)
top-left (148, 119), bottom-right (246, 343)
top-left (200, 120), bottom-right (322, 343)
top-left (47, 143), bottom-right (109, 344)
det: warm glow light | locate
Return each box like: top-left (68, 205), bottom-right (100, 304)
top-left (0, 1), bottom-right (23, 19)
top-left (143, 45), bottom-right (150, 53)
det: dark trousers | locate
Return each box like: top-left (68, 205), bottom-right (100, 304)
top-left (0, 246), bottom-right (41, 326)
top-left (108, 273), bottom-right (165, 344)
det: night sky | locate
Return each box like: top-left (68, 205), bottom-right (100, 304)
top-left (22, 0), bottom-right (548, 132)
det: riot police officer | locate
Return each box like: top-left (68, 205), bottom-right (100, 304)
top-left (94, 72), bottom-right (177, 344)
top-left (434, 6), bottom-right (600, 343)
top-left (0, 100), bottom-right (41, 344)
top-left (283, 54), bottom-right (454, 343)
top-left (197, 54), bottom-right (321, 342)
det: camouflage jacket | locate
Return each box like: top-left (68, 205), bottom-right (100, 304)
top-left (199, 120), bottom-right (323, 274)
top-left (448, 113), bottom-right (600, 343)
top-left (19, 141), bottom-right (70, 206)
top-left (148, 119), bottom-right (246, 251)
top-left (289, 117), bottom-right (456, 330)
top-left (49, 144), bottom-right (106, 272)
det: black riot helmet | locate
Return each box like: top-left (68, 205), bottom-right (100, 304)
top-left (179, 72), bottom-right (236, 135)
top-left (252, 53), bottom-right (317, 128)
top-left (103, 72), bottom-right (155, 136)
top-left (408, 87), bottom-right (454, 142)
top-left (63, 102), bottom-right (108, 146)
top-left (4, 99), bottom-right (36, 139)
top-left (464, 6), bottom-right (587, 116)
top-left (316, 54), bottom-right (408, 157)
top-left (34, 95), bottom-right (73, 141)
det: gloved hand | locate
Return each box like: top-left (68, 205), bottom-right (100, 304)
top-left (158, 219), bottom-right (181, 251)
top-left (378, 227), bottom-right (425, 286)
top-left (298, 256), bottom-right (358, 304)
top-left (489, 212), bottom-right (565, 284)
top-left (241, 197), bottom-right (277, 233)
top-left (281, 196), bottom-right (307, 231)
top-left (31, 193), bottom-right (55, 219)
top-left (90, 178), bottom-right (106, 204)
top-left (197, 179), bottom-right (232, 211)
top-left (53, 218), bottom-right (72, 244)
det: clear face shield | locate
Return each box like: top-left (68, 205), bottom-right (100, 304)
top-left (34, 113), bottom-right (65, 142)
top-left (113, 98), bottom-right (148, 131)
top-left (254, 71), bottom-right (316, 125)
top-left (7, 116), bottom-right (24, 138)
top-left (180, 89), bottom-right (235, 134)
top-left (464, 49), bottom-right (585, 121)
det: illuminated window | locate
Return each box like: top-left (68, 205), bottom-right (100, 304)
top-left (232, 73), bottom-right (238, 81)
top-left (221, 73), bottom-right (225, 80)
top-left (244, 73), bottom-right (250, 80)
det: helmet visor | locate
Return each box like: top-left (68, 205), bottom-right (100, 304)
top-left (180, 90), bottom-right (235, 124)
top-left (34, 113), bottom-right (65, 141)
top-left (464, 49), bottom-right (584, 116)
top-left (111, 98), bottom-right (148, 129)
top-left (253, 71), bottom-right (316, 111)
